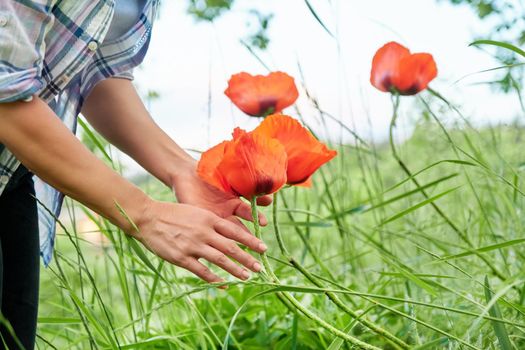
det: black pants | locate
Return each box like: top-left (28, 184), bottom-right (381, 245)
top-left (0, 165), bottom-right (39, 350)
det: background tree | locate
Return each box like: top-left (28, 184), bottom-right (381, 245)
top-left (186, 0), bottom-right (273, 51)
top-left (441, 0), bottom-right (525, 95)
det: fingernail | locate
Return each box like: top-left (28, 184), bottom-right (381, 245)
top-left (253, 262), bottom-right (262, 272)
top-left (258, 243), bottom-right (268, 252)
top-left (241, 270), bottom-right (251, 280)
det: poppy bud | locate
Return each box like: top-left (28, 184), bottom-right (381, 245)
top-left (225, 72), bottom-right (299, 117)
top-left (370, 41), bottom-right (437, 95)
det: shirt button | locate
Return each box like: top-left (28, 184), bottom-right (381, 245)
top-left (0, 175), bottom-right (9, 185)
top-left (0, 15), bottom-right (9, 27)
top-left (87, 41), bottom-right (99, 52)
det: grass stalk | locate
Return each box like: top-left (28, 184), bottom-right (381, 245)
top-left (273, 193), bottom-right (410, 349)
top-left (388, 94), bottom-right (508, 282)
top-left (249, 197), bottom-right (380, 350)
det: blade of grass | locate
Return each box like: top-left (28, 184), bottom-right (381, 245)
top-left (303, 0), bottom-right (334, 38)
top-left (484, 277), bottom-right (513, 350)
top-left (470, 39), bottom-right (525, 58)
top-left (437, 238), bottom-right (525, 262)
top-left (77, 118), bottom-right (113, 164)
top-left (412, 337), bottom-right (449, 350)
top-left (327, 173), bottom-right (459, 220)
top-left (380, 186), bottom-right (461, 225)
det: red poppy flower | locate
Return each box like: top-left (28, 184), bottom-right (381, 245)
top-left (224, 72), bottom-right (299, 117)
top-left (197, 128), bottom-right (288, 199)
top-left (370, 41), bottom-right (437, 95)
top-left (253, 114), bottom-right (337, 186)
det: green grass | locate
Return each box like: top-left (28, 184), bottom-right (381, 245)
top-left (34, 99), bottom-right (525, 349)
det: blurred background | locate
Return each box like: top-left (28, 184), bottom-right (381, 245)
top-left (117, 0), bottom-right (525, 176)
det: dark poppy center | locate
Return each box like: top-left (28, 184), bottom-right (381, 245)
top-left (258, 97), bottom-right (277, 117)
top-left (380, 76), bottom-right (393, 92)
top-left (255, 176), bottom-right (274, 195)
top-left (399, 84), bottom-right (421, 96)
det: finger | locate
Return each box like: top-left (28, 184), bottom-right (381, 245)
top-left (226, 216), bottom-right (251, 234)
top-left (201, 246), bottom-right (252, 280)
top-left (256, 195), bottom-right (273, 206)
top-left (211, 235), bottom-right (262, 273)
top-left (258, 211), bottom-right (268, 226)
top-left (214, 219), bottom-right (267, 253)
top-left (180, 258), bottom-right (225, 286)
top-left (234, 201), bottom-right (268, 226)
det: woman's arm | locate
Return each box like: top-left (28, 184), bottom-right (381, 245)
top-left (81, 78), bottom-right (194, 188)
top-left (0, 98), bottom-right (148, 231)
top-left (81, 78), bottom-right (272, 226)
top-left (0, 98), bottom-right (265, 283)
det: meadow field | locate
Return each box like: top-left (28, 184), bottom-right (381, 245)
top-left (35, 99), bottom-right (525, 349)
top-left (20, 1), bottom-right (525, 349)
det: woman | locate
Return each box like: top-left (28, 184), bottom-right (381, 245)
top-left (0, 1), bottom-right (270, 348)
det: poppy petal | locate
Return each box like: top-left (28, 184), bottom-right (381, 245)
top-left (225, 73), bottom-right (262, 116)
top-left (393, 53), bottom-right (437, 95)
top-left (370, 42), bottom-right (410, 92)
top-left (263, 72), bottom-right (299, 113)
top-left (295, 177), bottom-right (313, 187)
top-left (218, 131), bottom-right (288, 199)
top-left (254, 114), bottom-right (337, 185)
top-left (197, 140), bottom-right (233, 195)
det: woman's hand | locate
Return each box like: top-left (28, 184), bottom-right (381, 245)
top-left (81, 78), bottom-right (271, 237)
top-left (171, 163), bottom-right (272, 229)
top-left (132, 200), bottom-right (267, 284)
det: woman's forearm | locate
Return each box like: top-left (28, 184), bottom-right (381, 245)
top-left (81, 78), bottom-right (195, 188)
top-left (0, 97), bottom-right (150, 234)
top-left (0, 96), bottom-right (267, 283)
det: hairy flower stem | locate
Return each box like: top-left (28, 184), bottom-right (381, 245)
top-left (389, 94), bottom-right (507, 283)
top-left (273, 194), bottom-right (409, 350)
top-left (250, 197), bottom-right (379, 350)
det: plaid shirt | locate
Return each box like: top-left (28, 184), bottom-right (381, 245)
top-left (0, 0), bottom-right (159, 265)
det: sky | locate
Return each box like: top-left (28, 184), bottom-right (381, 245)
top-left (124, 0), bottom-right (522, 174)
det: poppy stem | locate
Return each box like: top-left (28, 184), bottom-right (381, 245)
top-left (249, 197), bottom-right (297, 312)
top-left (272, 193), bottom-right (409, 350)
top-left (249, 196), bottom-right (381, 350)
top-left (249, 196), bottom-right (279, 282)
top-left (272, 193), bottom-right (290, 257)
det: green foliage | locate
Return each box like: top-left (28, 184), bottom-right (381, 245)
top-left (484, 276), bottom-right (513, 350)
top-left (183, 0), bottom-right (337, 52)
top-left (187, 0), bottom-right (234, 22)
top-left (78, 117), bottom-right (112, 164)
top-left (185, 0), bottom-right (274, 52)
top-left (244, 10), bottom-right (273, 50)
top-left (441, 0), bottom-right (525, 94)
top-left (37, 110), bottom-right (525, 348)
